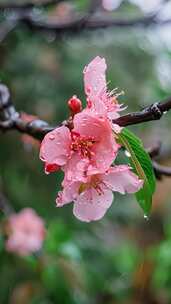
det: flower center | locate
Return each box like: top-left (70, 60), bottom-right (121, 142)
top-left (79, 175), bottom-right (104, 196)
top-left (71, 131), bottom-right (96, 159)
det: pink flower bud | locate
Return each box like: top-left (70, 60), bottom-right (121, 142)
top-left (45, 163), bottom-right (60, 174)
top-left (68, 95), bottom-right (82, 114)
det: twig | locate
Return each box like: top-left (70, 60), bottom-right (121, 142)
top-left (0, 0), bottom-right (171, 43)
top-left (0, 19), bottom-right (19, 43)
top-left (0, 192), bottom-right (13, 215)
top-left (0, 0), bottom-right (62, 10)
top-left (113, 99), bottom-right (171, 127)
top-left (145, 144), bottom-right (171, 179)
top-left (14, 14), bottom-right (171, 37)
top-left (146, 143), bottom-right (161, 158)
top-left (152, 161), bottom-right (171, 179)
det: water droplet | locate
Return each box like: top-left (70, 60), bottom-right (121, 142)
top-left (144, 215), bottom-right (149, 220)
top-left (86, 86), bottom-right (91, 93)
top-left (49, 134), bottom-right (55, 140)
top-left (125, 150), bottom-right (131, 157)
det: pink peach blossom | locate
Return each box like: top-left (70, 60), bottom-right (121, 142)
top-left (39, 57), bottom-right (143, 223)
top-left (56, 165), bottom-right (143, 222)
top-left (40, 111), bottom-right (119, 180)
top-left (6, 208), bottom-right (45, 256)
top-left (83, 56), bottom-right (124, 123)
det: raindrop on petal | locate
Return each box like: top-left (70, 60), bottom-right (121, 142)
top-left (125, 150), bottom-right (131, 157)
top-left (49, 134), bottom-right (55, 140)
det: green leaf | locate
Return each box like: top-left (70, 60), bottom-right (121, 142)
top-left (117, 128), bottom-right (156, 215)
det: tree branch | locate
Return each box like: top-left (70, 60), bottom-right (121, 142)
top-left (0, 192), bottom-right (14, 216)
top-left (0, 19), bottom-right (19, 43)
top-left (0, 0), bottom-right (62, 10)
top-left (0, 0), bottom-right (170, 42)
top-left (152, 161), bottom-right (171, 179)
top-left (113, 98), bottom-right (171, 126)
top-left (12, 14), bottom-right (171, 38)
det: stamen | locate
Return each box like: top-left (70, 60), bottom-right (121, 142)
top-left (71, 132), bottom-right (96, 159)
top-left (78, 176), bottom-right (105, 198)
top-left (91, 176), bottom-right (104, 195)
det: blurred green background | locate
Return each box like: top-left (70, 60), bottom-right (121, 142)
top-left (1, 0), bottom-right (171, 303)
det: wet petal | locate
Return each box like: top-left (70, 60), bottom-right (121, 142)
top-left (83, 56), bottom-right (107, 100)
top-left (73, 186), bottom-right (113, 222)
top-left (40, 126), bottom-right (71, 172)
top-left (103, 165), bottom-right (143, 194)
top-left (112, 123), bottom-right (122, 133)
top-left (73, 111), bottom-right (114, 142)
top-left (73, 111), bottom-right (119, 174)
top-left (56, 181), bottom-right (80, 207)
top-left (64, 153), bottom-right (89, 182)
top-left (73, 111), bottom-right (107, 139)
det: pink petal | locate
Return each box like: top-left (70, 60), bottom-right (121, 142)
top-left (56, 181), bottom-right (81, 207)
top-left (91, 136), bottom-right (119, 174)
top-left (40, 126), bottom-right (71, 172)
top-left (64, 153), bottom-right (89, 182)
top-left (73, 112), bottom-right (119, 174)
top-left (103, 165), bottom-right (143, 194)
top-left (73, 186), bottom-right (113, 222)
top-left (112, 123), bottom-right (122, 133)
top-left (73, 111), bottom-right (107, 138)
top-left (83, 56), bottom-right (107, 100)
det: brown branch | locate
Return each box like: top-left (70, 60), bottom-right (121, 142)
top-left (0, 0), bottom-right (69, 42)
top-left (146, 144), bottom-right (171, 179)
top-left (0, 84), bottom-right (54, 140)
top-left (14, 14), bottom-right (171, 37)
top-left (0, 0), bottom-right (101, 42)
top-left (0, 0), bottom-right (62, 10)
top-left (0, 192), bottom-right (14, 216)
top-left (152, 161), bottom-right (171, 179)
top-left (5, 0), bottom-right (171, 37)
top-left (0, 0), bottom-right (170, 42)
top-left (113, 98), bottom-right (171, 127)
top-left (1, 14), bottom-right (170, 45)
top-left (146, 143), bottom-right (162, 158)
top-left (0, 19), bottom-right (19, 43)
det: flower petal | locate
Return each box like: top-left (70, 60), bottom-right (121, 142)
top-left (40, 126), bottom-right (71, 172)
top-left (56, 180), bottom-right (81, 207)
top-left (64, 153), bottom-right (89, 182)
top-left (73, 186), bottom-right (113, 222)
top-left (73, 111), bottom-right (107, 138)
top-left (73, 112), bottom-right (119, 174)
top-left (83, 56), bottom-right (107, 100)
top-left (103, 165), bottom-right (143, 194)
